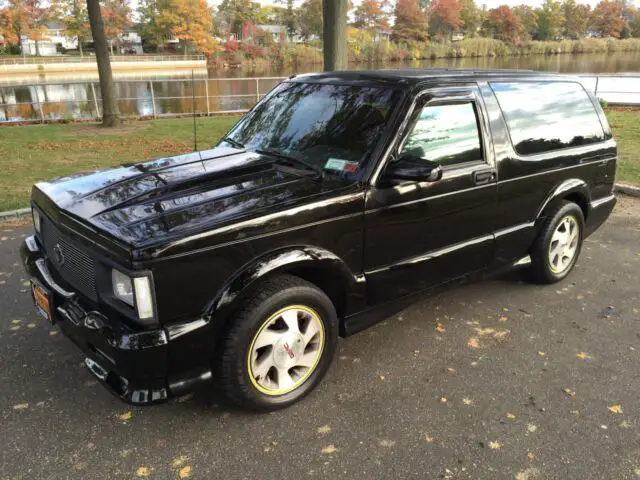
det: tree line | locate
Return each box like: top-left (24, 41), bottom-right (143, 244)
top-left (1, 0), bottom-right (640, 57)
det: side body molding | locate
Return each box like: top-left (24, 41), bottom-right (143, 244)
top-left (206, 247), bottom-right (367, 329)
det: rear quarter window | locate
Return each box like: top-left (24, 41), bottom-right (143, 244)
top-left (490, 81), bottom-right (605, 156)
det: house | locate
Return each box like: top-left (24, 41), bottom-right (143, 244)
top-left (118, 27), bottom-right (143, 54)
top-left (256, 25), bottom-right (304, 43)
top-left (45, 21), bottom-right (77, 50)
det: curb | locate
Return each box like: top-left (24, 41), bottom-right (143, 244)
top-left (614, 183), bottom-right (640, 198)
top-left (0, 207), bottom-right (31, 221)
top-left (0, 183), bottom-right (639, 221)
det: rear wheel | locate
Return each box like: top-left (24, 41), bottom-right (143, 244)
top-left (531, 200), bottom-right (584, 284)
top-left (217, 275), bottom-right (338, 411)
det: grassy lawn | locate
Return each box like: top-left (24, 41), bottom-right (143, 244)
top-left (0, 110), bottom-right (637, 211)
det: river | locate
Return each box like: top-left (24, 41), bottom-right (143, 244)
top-left (1, 52), bottom-right (639, 122)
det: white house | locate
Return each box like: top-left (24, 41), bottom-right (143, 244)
top-left (256, 25), bottom-right (305, 44)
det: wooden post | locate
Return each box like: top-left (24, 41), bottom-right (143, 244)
top-left (149, 81), bottom-right (157, 119)
top-left (255, 78), bottom-right (260, 103)
top-left (90, 83), bottom-right (100, 119)
top-left (204, 79), bottom-right (210, 116)
top-left (323, 0), bottom-right (348, 72)
top-left (33, 86), bottom-right (45, 123)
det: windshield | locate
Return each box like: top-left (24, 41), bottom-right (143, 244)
top-left (222, 81), bottom-right (400, 175)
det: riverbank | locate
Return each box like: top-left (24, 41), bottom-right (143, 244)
top-left (213, 37), bottom-right (640, 70)
top-left (0, 109), bottom-right (637, 211)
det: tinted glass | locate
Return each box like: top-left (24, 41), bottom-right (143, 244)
top-left (491, 81), bottom-right (605, 156)
top-left (224, 82), bottom-right (399, 171)
top-left (401, 102), bottom-right (482, 166)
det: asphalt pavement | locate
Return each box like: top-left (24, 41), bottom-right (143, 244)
top-left (1, 197), bottom-right (639, 480)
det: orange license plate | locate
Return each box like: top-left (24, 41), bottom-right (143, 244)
top-left (31, 280), bottom-right (53, 323)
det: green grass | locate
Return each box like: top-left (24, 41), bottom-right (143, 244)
top-left (605, 109), bottom-right (640, 186)
top-left (0, 110), bottom-right (637, 211)
top-left (0, 116), bottom-right (239, 211)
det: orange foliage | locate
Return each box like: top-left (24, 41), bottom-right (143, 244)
top-left (590, 0), bottom-right (624, 38)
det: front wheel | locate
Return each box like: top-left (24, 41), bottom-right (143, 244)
top-left (217, 275), bottom-right (338, 411)
top-left (531, 200), bottom-right (584, 284)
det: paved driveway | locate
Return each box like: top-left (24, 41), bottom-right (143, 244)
top-left (1, 197), bottom-right (639, 480)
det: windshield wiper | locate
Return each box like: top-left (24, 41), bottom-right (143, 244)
top-left (220, 137), bottom-right (245, 149)
top-left (255, 149), bottom-right (322, 176)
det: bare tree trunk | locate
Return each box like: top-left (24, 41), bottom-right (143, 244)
top-left (86, 0), bottom-right (120, 127)
top-left (322, 0), bottom-right (348, 71)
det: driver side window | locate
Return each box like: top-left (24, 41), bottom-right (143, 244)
top-left (400, 102), bottom-right (483, 166)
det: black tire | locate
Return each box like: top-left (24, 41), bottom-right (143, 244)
top-left (531, 200), bottom-right (585, 284)
top-left (217, 274), bottom-right (339, 411)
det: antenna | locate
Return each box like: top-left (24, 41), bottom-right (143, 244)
top-left (192, 69), bottom-right (197, 152)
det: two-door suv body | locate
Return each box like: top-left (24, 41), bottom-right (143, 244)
top-left (21, 69), bottom-right (617, 410)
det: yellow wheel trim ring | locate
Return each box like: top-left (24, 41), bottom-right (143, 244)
top-left (247, 305), bottom-right (325, 396)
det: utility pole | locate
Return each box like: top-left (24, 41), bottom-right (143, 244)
top-left (322, 0), bottom-right (348, 71)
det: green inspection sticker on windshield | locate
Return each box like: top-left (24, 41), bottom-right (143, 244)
top-left (324, 158), bottom-right (359, 173)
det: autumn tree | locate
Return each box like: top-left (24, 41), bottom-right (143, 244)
top-left (631, 8), bottom-right (640, 37)
top-left (459, 0), bottom-right (479, 37)
top-left (392, 0), bottom-right (427, 42)
top-left (535, 0), bottom-right (564, 40)
top-left (512, 5), bottom-right (538, 40)
top-left (590, 0), bottom-right (624, 38)
top-left (428, 0), bottom-right (462, 42)
top-left (2, 0), bottom-right (57, 55)
top-left (353, 0), bottom-right (391, 35)
top-left (62, 0), bottom-right (90, 55)
top-left (101, 0), bottom-right (130, 54)
top-left (562, 0), bottom-right (590, 39)
top-left (283, 0), bottom-right (296, 38)
top-left (485, 5), bottom-right (522, 43)
top-left (137, 0), bottom-right (170, 50)
top-left (297, 0), bottom-right (322, 40)
top-left (157, 0), bottom-right (219, 54)
top-left (86, 0), bottom-right (119, 126)
top-left (217, 0), bottom-right (261, 37)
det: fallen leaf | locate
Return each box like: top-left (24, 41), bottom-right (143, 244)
top-left (608, 404), bottom-right (623, 414)
top-left (527, 452), bottom-right (536, 461)
top-left (136, 466), bottom-right (150, 477)
top-left (27, 323), bottom-right (36, 328)
top-left (13, 403), bottom-right (29, 410)
top-left (462, 398), bottom-right (473, 406)
top-left (576, 352), bottom-right (590, 360)
top-left (502, 307), bottom-right (509, 312)
top-left (378, 374), bottom-right (385, 381)
top-left (118, 411), bottom-right (133, 421)
top-left (467, 337), bottom-right (480, 349)
top-left (172, 456), bottom-right (187, 468)
top-left (446, 367), bottom-right (456, 373)
top-left (440, 397), bottom-right (448, 403)
top-left (537, 351), bottom-right (546, 357)
top-left (379, 439), bottom-right (396, 447)
top-left (321, 445), bottom-right (337, 454)
top-left (475, 327), bottom-right (496, 336)
top-left (423, 434), bottom-right (434, 443)
top-left (570, 410), bottom-right (580, 415)
top-left (9, 325), bottom-right (20, 331)
top-left (493, 329), bottom-right (509, 339)
top-left (178, 466), bottom-right (192, 479)
top-left (506, 413), bottom-right (516, 420)
top-left (352, 357), bottom-right (361, 363)
top-left (11, 319), bottom-right (21, 324)
top-left (488, 440), bottom-right (501, 450)
top-left (526, 423), bottom-right (538, 433)
top-left (435, 322), bottom-right (445, 333)
top-left (563, 388), bottom-right (576, 397)
top-left (317, 425), bottom-right (331, 434)
top-left (49, 330), bottom-right (58, 336)
top-left (498, 316), bottom-right (508, 322)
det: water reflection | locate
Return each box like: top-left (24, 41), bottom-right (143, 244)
top-left (1, 51), bottom-right (639, 122)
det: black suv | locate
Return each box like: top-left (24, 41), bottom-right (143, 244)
top-left (21, 69), bottom-right (617, 411)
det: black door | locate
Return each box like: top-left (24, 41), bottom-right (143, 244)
top-left (363, 84), bottom-right (498, 304)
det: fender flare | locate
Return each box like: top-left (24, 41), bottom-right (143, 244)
top-left (535, 178), bottom-right (590, 220)
top-left (205, 246), bottom-right (362, 322)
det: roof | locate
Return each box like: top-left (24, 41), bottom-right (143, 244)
top-left (290, 68), bottom-right (566, 88)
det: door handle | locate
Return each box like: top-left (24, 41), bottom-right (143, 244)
top-left (472, 168), bottom-right (496, 185)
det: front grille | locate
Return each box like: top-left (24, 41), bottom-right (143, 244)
top-left (41, 219), bottom-right (98, 301)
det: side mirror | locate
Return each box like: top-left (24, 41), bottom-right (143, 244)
top-left (381, 148), bottom-right (443, 186)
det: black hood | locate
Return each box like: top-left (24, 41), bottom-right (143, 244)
top-left (34, 146), bottom-right (338, 248)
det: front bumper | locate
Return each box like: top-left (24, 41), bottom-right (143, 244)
top-left (20, 235), bottom-right (209, 405)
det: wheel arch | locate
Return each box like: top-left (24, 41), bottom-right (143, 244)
top-left (536, 178), bottom-right (590, 221)
top-left (206, 246), bottom-right (364, 338)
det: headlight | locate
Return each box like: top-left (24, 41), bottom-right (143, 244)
top-left (32, 208), bottom-right (41, 234)
top-left (112, 269), bottom-right (133, 306)
top-left (112, 269), bottom-right (155, 321)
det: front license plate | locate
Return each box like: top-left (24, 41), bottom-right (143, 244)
top-left (31, 280), bottom-right (53, 323)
